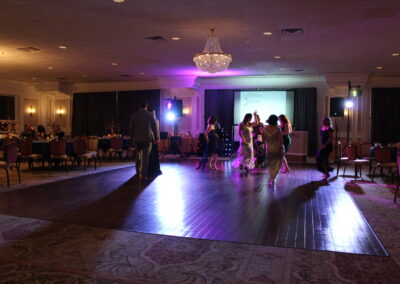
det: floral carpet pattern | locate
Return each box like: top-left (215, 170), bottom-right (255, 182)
top-left (0, 180), bottom-right (399, 283)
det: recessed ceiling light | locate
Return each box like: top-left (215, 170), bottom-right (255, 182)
top-left (263, 32), bottom-right (272, 36)
top-left (32, 77), bottom-right (37, 80)
top-left (392, 53), bottom-right (399, 56)
top-left (113, 0), bottom-right (125, 3)
top-left (48, 67), bottom-right (54, 69)
top-left (376, 66), bottom-right (383, 70)
top-left (139, 72), bottom-right (145, 75)
top-left (273, 56), bottom-right (281, 59)
top-left (111, 62), bottom-right (118, 66)
top-left (171, 36), bottom-right (181, 40)
top-left (58, 45), bottom-right (67, 49)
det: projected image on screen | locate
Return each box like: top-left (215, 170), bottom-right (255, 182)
top-left (233, 91), bottom-right (294, 141)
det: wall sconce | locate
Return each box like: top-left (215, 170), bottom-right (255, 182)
top-left (56, 107), bottom-right (65, 117)
top-left (27, 105), bottom-right (36, 116)
top-left (182, 107), bottom-right (190, 115)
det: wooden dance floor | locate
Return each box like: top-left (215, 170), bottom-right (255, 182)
top-left (0, 161), bottom-right (387, 256)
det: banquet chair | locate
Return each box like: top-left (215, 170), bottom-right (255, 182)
top-left (337, 143), bottom-right (370, 180)
top-left (192, 137), bottom-right (199, 154)
top-left (2, 136), bottom-right (19, 157)
top-left (109, 136), bottom-right (124, 161)
top-left (181, 137), bottom-right (192, 156)
top-left (395, 151), bottom-right (400, 203)
top-left (87, 136), bottom-right (101, 167)
top-left (3, 136), bottom-right (19, 146)
top-left (371, 146), bottom-right (397, 182)
top-left (18, 139), bottom-right (44, 171)
top-left (158, 139), bottom-right (170, 159)
top-left (48, 139), bottom-right (68, 173)
top-left (336, 141), bottom-right (350, 175)
top-left (72, 138), bottom-right (98, 171)
top-left (0, 143), bottom-right (21, 186)
top-left (360, 143), bottom-right (374, 175)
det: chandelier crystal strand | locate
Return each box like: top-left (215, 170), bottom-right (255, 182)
top-left (193, 29), bottom-right (232, 74)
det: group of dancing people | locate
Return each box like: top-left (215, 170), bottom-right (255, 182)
top-left (235, 112), bottom-right (292, 185)
top-left (197, 112), bottom-right (292, 185)
top-left (198, 112), bottom-right (335, 184)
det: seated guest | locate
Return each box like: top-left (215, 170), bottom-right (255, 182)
top-left (37, 125), bottom-right (47, 139)
top-left (20, 124), bottom-right (37, 139)
top-left (53, 124), bottom-right (64, 139)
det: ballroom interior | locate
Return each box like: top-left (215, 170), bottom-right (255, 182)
top-left (0, 0), bottom-right (399, 283)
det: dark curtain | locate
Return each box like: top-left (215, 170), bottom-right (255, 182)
top-left (72, 92), bottom-right (116, 136)
top-left (293, 88), bottom-right (318, 155)
top-left (204, 89), bottom-right (235, 131)
top-left (117, 90), bottom-right (160, 136)
top-left (371, 88), bottom-right (400, 143)
top-left (0, 95), bottom-right (15, 120)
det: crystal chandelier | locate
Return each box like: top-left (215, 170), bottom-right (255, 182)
top-left (193, 29), bottom-right (232, 74)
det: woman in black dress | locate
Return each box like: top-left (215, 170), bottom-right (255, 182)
top-left (279, 114), bottom-right (292, 173)
top-left (205, 116), bottom-right (219, 170)
top-left (316, 116), bottom-right (334, 180)
top-left (196, 116), bottom-right (219, 170)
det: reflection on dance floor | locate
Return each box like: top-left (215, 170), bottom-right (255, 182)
top-left (0, 161), bottom-right (387, 256)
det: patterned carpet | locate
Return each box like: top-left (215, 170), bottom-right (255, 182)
top-left (0, 180), bottom-right (399, 283)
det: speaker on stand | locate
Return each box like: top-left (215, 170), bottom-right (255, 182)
top-left (329, 97), bottom-right (345, 118)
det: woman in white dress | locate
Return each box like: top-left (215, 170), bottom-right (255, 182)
top-left (237, 113), bottom-right (256, 172)
top-left (263, 115), bottom-right (284, 185)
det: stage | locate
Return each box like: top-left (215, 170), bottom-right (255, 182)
top-left (0, 161), bottom-right (387, 256)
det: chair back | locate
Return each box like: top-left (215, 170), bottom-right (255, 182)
top-left (375, 146), bottom-right (392, 163)
top-left (73, 139), bottom-right (87, 155)
top-left (159, 139), bottom-right (169, 152)
top-left (18, 139), bottom-right (33, 155)
top-left (192, 138), bottom-right (199, 153)
top-left (344, 144), bottom-right (357, 160)
top-left (110, 137), bottom-right (123, 150)
top-left (360, 143), bottom-right (372, 157)
top-left (4, 143), bottom-right (17, 164)
top-left (4, 136), bottom-right (18, 146)
top-left (88, 137), bottom-right (99, 152)
top-left (50, 140), bottom-right (67, 155)
top-left (337, 141), bottom-right (345, 159)
top-left (181, 137), bottom-right (192, 153)
top-left (397, 151), bottom-right (400, 174)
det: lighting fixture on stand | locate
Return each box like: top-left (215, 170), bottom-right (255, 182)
top-left (345, 81), bottom-right (359, 143)
top-left (348, 81), bottom-right (362, 97)
top-left (193, 29), bottom-right (232, 74)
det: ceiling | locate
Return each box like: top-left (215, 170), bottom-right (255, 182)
top-left (1, 0), bottom-right (400, 83)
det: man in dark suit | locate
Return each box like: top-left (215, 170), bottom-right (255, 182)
top-left (129, 101), bottom-right (159, 179)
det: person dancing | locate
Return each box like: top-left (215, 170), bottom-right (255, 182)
top-left (279, 114), bottom-right (292, 173)
top-left (316, 117), bottom-right (334, 180)
top-left (236, 113), bottom-right (257, 172)
top-left (253, 114), bottom-right (266, 167)
top-left (205, 116), bottom-right (220, 170)
top-left (263, 115), bottom-right (284, 185)
top-left (196, 116), bottom-right (219, 170)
